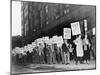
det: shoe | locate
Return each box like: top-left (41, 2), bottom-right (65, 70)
top-left (80, 61), bottom-right (84, 64)
top-left (75, 62), bottom-right (78, 65)
top-left (66, 63), bottom-right (70, 65)
top-left (86, 60), bottom-right (90, 64)
top-left (80, 62), bottom-right (84, 64)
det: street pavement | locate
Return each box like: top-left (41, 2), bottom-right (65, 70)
top-left (11, 60), bottom-right (96, 74)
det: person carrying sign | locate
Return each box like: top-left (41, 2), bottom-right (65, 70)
top-left (73, 35), bottom-right (84, 64)
top-left (49, 44), bottom-right (56, 64)
top-left (83, 34), bottom-right (91, 64)
top-left (62, 40), bottom-right (70, 64)
top-left (38, 43), bottom-right (45, 64)
top-left (68, 43), bottom-right (74, 62)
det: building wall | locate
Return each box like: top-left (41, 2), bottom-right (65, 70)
top-left (21, 2), bottom-right (70, 43)
top-left (21, 2), bottom-right (96, 44)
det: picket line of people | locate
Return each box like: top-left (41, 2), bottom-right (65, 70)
top-left (12, 34), bottom-right (93, 65)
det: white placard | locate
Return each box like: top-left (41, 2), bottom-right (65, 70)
top-left (58, 36), bottom-right (64, 44)
top-left (63, 28), bottom-right (71, 39)
top-left (43, 36), bottom-right (49, 43)
top-left (57, 36), bottom-right (64, 47)
top-left (36, 38), bottom-right (44, 45)
top-left (92, 27), bottom-right (95, 35)
top-left (84, 19), bottom-right (87, 31)
top-left (84, 19), bottom-right (87, 27)
top-left (71, 22), bottom-right (81, 35)
top-left (52, 35), bottom-right (58, 43)
top-left (47, 38), bottom-right (52, 45)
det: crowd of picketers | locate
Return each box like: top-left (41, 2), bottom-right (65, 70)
top-left (12, 34), bottom-right (95, 65)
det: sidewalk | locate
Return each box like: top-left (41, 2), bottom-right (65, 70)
top-left (11, 60), bottom-right (96, 74)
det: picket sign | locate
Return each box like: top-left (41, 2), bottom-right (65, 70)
top-left (71, 22), bottom-right (81, 35)
top-left (52, 35), bottom-right (58, 43)
top-left (43, 36), bottom-right (49, 43)
top-left (63, 28), bottom-right (71, 39)
top-left (35, 38), bottom-right (43, 47)
top-left (32, 42), bottom-right (37, 48)
top-left (57, 36), bottom-right (64, 47)
top-left (58, 36), bottom-right (64, 44)
top-left (92, 27), bottom-right (95, 35)
top-left (47, 38), bottom-right (53, 45)
top-left (84, 19), bottom-right (88, 31)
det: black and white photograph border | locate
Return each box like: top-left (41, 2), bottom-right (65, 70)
top-left (11, 0), bottom-right (96, 75)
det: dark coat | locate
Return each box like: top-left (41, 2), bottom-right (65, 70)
top-left (62, 43), bottom-right (69, 53)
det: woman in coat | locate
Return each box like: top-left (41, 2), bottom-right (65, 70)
top-left (83, 34), bottom-right (91, 64)
top-left (73, 35), bottom-right (84, 64)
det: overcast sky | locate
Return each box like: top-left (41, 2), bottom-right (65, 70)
top-left (12, 1), bottom-right (21, 36)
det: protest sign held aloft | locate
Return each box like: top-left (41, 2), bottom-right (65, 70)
top-left (63, 28), bottom-right (71, 39)
top-left (71, 22), bottom-right (81, 35)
